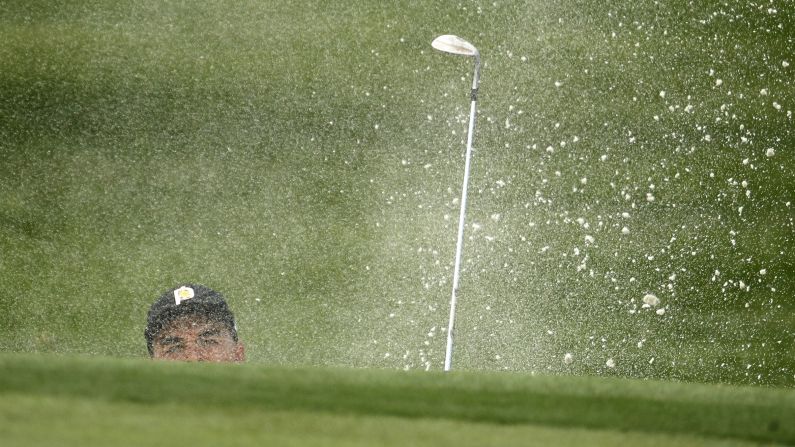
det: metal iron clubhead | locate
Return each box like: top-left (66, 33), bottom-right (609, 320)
top-left (432, 35), bottom-right (479, 57)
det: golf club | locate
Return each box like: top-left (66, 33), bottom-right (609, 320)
top-left (431, 34), bottom-right (481, 372)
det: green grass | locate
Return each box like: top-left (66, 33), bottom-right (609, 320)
top-left (1, 353), bottom-right (793, 446)
top-left (0, 0), bottom-right (793, 386)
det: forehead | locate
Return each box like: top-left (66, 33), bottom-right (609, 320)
top-left (157, 314), bottom-right (232, 340)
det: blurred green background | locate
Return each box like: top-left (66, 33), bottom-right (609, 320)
top-left (0, 0), bottom-right (792, 385)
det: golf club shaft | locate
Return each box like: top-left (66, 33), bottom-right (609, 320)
top-left (444, 57), bottom-right (480, 372)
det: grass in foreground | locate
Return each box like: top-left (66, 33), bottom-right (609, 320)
top-left (0, 353), bottom-right (793, 446)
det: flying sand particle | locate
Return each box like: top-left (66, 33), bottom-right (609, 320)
top-left (643, 294), bottom-right (660, 306)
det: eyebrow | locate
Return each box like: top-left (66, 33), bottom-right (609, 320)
top-left (158, 336), bottom-right (184, 345)
top-left (199, 328), bottom-right (222, 338)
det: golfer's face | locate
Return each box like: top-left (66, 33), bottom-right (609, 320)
top-left (153, 315), bottom-right (244, 362)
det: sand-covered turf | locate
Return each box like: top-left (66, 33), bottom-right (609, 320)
top-left (1, 0), bottom-right (793, 383)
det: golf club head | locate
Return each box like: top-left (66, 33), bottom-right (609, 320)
top-left (432, 35), bottom-right (479, 57)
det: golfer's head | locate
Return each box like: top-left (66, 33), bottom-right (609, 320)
top-left (145, 284), bottom-right (245, 362)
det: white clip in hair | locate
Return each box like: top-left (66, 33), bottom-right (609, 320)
top-left (174, 286), bottom-right (195, 305)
